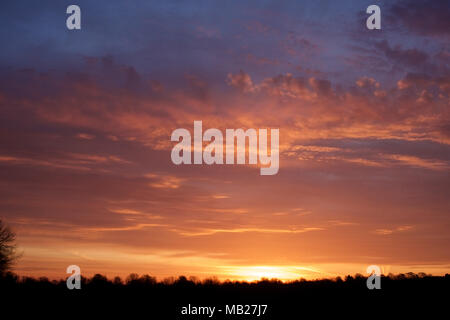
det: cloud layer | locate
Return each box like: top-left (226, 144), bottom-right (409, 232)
top-left (0, 0), bottom-right (449, 279)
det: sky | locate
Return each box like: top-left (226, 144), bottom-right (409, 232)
top-left (0, 0), bottom-right (449, 281)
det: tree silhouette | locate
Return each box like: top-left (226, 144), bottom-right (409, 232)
top-left (0, 219), bottom-right (17, 275)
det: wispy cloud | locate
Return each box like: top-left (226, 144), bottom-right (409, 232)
top-left (173, 227), bottom-right (324, 237)
top-left (374, 225), bottom-right (414, 235)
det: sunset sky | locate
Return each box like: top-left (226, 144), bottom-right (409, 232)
top-left (0, 0), bottom-right (449, 281)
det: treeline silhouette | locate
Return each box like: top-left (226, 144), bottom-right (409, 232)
top-left (1, 271), bottom-right (448, 317)
top-left (1, 270), bottom-right (448, 289)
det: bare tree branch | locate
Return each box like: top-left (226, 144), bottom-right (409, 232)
top-left (0, 219), bottom-right (17, 274)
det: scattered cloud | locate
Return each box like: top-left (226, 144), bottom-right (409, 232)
top-left (374, 225), bottom-right (414, 235)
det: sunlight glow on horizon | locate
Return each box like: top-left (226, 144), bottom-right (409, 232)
top-left (218, 265), bottom-right (321, 281)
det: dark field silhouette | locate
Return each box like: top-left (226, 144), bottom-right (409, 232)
top-left (1, 271), bottom-right (448, 318)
